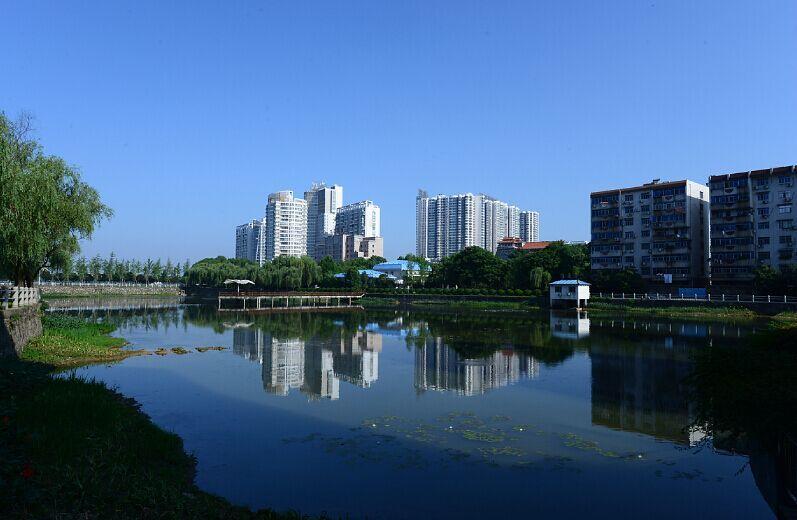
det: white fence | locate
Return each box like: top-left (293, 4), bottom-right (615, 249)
top-left (595, 292), bottom-right (797, 304)
top-left (0, 286), bottom-right (41, 309)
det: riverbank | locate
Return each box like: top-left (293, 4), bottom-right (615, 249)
top-left (360, 296), bottom-right (540, 313)
top-left (39, 284), bottom-right (183, 299)
top-left (0, 317), bottom-right (314, 518)
top-left (362, 295), bottom-right (797, 323)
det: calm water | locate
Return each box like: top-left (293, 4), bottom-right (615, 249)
top-left (59, 302), bottom-right (789, 519)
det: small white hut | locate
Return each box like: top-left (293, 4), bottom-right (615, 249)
top-left (549, 280), bottom-right (590, 309)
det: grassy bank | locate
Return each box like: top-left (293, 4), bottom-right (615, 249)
top-left (21, 315), bottom-right (145, 368)
top-left (360, 296), bottom-right (539, 313)
top-left (587, 301), bottom-right (762, 321)
top-left (1, 316), bottom-right (313, 518)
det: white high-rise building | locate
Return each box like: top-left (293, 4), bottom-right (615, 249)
top-left (235, 219), bottom-right (265, 263)
top-left (263, 191), bottom-right (308, 260)
top-left (304, 183), bottom-right (343, 260)
top-left (415, 190), bottom-right (537, 260)
top-left (507, 205), bottom-right (521, 239)
top-left (335, 200), bottom-right (381, 238)
top-left (519, 211), bottom-right (540, 242)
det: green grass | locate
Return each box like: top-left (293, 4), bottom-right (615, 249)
top-left (21, 315), bottom-right (145, 368)
top-left (588, 302), bottom-right (761, 321)
top-left (360, 296), bottom-right (539, 312)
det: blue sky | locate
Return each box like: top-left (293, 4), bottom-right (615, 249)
top-left (2, 1), bottom-right (795, 262)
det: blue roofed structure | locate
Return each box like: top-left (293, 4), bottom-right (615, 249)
top-left (549, 279), bottom-right (591, 286)
top-left (333, 269), bottom-right (397, 280)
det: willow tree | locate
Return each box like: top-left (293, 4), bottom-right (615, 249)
top-left (0, 113), bottom-right (112, 287)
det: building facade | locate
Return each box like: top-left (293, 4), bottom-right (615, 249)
top-left (415, 190), bottom-right (538, 260)
top-left (304, 183), bottom-right (343, 260)
top-left (335, 200), bottom-right (381, 238)
top-left (709, 165), bottom-right (796, 284)
top-left (235, 219), bottom-right (264, 263)
top-left (519, 210), bottom-right (540, 242)
top-left (316, 234), bottom-right (384, 262)
top-left (590, 180), bottom-right (709, 286)
top-left (263, 191), bottom-right (308, 260)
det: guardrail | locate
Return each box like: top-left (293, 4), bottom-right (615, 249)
top-left (594, 292), bottom-right (797, 304)
top-left (0, 286), bottom-right (41, 309)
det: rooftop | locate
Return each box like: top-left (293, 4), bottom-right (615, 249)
top-left (550, 279), bottom-right (590, 286)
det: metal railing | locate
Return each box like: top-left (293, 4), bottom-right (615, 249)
top-left (0, 286), bottom-right (41, 309)
top-left (595, 292), bottom-right (797, 304)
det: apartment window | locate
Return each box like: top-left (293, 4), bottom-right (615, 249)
top-left (624, 206), bottom-right (634, 214)
top-left (758, 222), bottom-right (770, 230)
top-left (640, 205), bottom-right (650, 212)
top-left (641, 243), bottom-right (650, 250)
top-left (758, 237), bottom-right (770, 246)
top-left (641, 230), bottom-right (650, 237)
top-left (641, 256), bottom-right (650, 263)
top-left (624, 194), bottom-right (634, 202)
top-left (780, 236), bottom-right (793, 245)
top-left (779, 190), bottom-right (793, 202)
top-left (554, 286), bottom-right (562, 294)
top-left (624, 218), bottom-right (633, 226)
top-left (640, 192), bottom-right (651, 199)
top-left (758, 252), bottom-right (770, 260)
top-left (641, 217), bottom-right (650, 226)
top-left (778, 205), bottom-right (792, 214)
top-left (625, 231), bottom-right (635, 239)
top-left (759, 208), bottom-right (770, 218)
top-left (778, 219), bottom-right (793, 230)
top-left (624, 256), bottom-right (635, 263)
top-left (757, 192), bottom-right (770, 203)
top-left (779, 176), bottom-right (793, 186)
top-left (699, 190), bottom-right (704, 199)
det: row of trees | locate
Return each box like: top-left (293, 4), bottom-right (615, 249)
top-left (0, 113), bottom-right (112, 286)
top-left (185, 255), bottom-right (390, 290)
top-left (40, 254), bottom-right (192, 284)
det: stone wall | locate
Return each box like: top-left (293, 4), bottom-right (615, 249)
top-left (0, 305), bottom-right (42, 358)
top-left (39, 285), bottom-right (183, 297)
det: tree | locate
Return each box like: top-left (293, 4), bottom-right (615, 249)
top-left (89, 255), bottom-right (103, 282)
top-left (529, 267), bottom-right (552, 291)
top-left (0, 113), bottom-right (112, 286)
top-left (427, 247), bottom-right (507, 289)
top-left (74, 256), bottom-right (88, 283)
top-left (142, 259), bottom-right (154, 284)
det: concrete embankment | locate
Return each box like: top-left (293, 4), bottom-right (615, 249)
top-left (40, 285), bottom-right (184, 298)
top-left (1, 305), bottom-right (42, 357)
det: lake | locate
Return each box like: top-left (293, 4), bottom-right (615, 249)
top-left (59, 301), bottom-right (790, 519)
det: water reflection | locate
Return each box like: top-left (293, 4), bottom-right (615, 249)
top-left (63, 303), bottom-right (796, 517)
top-left (414, 337), bottom-right (538, 396)
top-left (232, 326), bottom-right (381, 400)
top-left (550, 310), bottom-right (591, 340)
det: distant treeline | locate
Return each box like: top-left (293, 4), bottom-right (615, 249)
top-left (40, 254), bottom-right (191, 284)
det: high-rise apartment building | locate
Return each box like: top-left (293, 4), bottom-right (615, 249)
top-left (590, 180), bottom-right (709, 286)
top-left (235, 219), bottom-right (265, 263)
top-left (415, 190), bottom-right (537, 260)
top-left (335, 200), bottom-right (381, 238)
top-left (519, 211), bottom-right (540, 242)
top-left (263, 191), bottom-right (308, 260)
top-left (708, 165), bottom-right (796, 284)
top-left (304, 183), bottom-right (343, 260)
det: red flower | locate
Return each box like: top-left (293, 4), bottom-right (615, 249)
top-left (20, 464), bottom-right (34, 479)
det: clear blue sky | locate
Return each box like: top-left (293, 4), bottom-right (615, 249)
top-left (2, 1), bottom-right (795, 262)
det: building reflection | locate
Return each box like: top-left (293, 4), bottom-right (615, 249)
top-left (414, 337), bottom-right (539, 396)
top-left (232, 328), bottom-right (381, 400)
top-left (589, 335), bottom-right (696, 445)
top-left (549, 310), bottom-right (590, 340)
